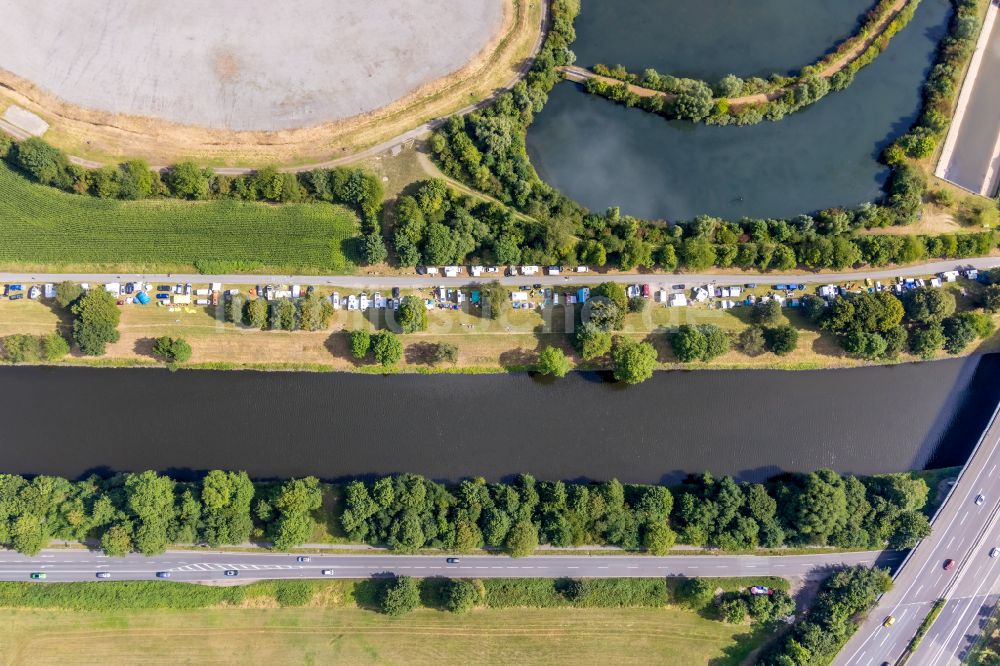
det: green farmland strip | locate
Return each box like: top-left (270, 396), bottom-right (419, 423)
top-left (0, 161), bottom-right (360, 273)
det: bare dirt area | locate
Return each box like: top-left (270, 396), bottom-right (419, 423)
top-left (0, 0), bottom-right (540, 167)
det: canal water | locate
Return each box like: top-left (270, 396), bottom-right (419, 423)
top-left (573, 0), bottom-right (875, 80)
top-left (527, 0), bottom-right (951, 221)
top-left (2, 354), bottom-right (996, 484)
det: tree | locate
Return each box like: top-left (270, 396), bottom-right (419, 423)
top-left (611, 337), bottom-right (657, 384)
top-left (298, 292), bottom-right (335, 332)
top-left (942, 313), bottom-right (981, 354)
top-left (750, 300), bottom-right (782, 326)
top-left (504, 520), bottom-right (538, 557)
top-left (372, 331), bottom-right (403, 368)
top-left (575, 322), bottom-right (613, 360)
top-left (396, 296), bottom-right (428, 333)
top-left (765, 326), bottom-right (798, 356)
top-left (537, 346), bottom-right (570, 377)
top-left (54, 281), bottom-right (83, 308)
top-left (41, 332), bottom-right (70, 362)
top-left (643, 522), bottom-right (677, 555)
top-left (888, 511), bottom-right (931, 549)
top-left (100, 523), bottom-right (133, 556)
top-left (362, 233), bottom-right (389, 265)
top-left (274, 298), bottom-right (297, 331)
top-left (116, 159), bottom-right (155, 200)
top-left (590, 282), bottom-right (628, 311)
top-left (904, 287), bottom-right (956, 324)
top-left (165, 161), bottom-right (210, 199)
top-left (200, 470), bottom-right (255, 546)
top-left (71, 288), bottom-right (121, 356)
top-left (675, 577), bottom-right (714, 609)
top-left (10, 514), bottom-right (47, 555)
top-left (380, 576), bottom-right (421, 615)
top-left (152, 336), bottom-right (192, 365)
top-left (671, 325), bottom-right (707, 363)
top-left (14, 137), bottom-right (69, 186)
top-left (701, 325), bottom-right (730, 361)
top-left (247, 299), bottom-right (269, 329)
top-left (480, 282), bottom-right (507, 320)
top-left (271, 477), bottom-right (323, 550)
top-left (444, 579), bottom-right (481, 614)
top-left (674, 81), bottom-right (714, 121)
top-left (721, 597), bottom-right (749, 624)
top-left (349, 329), bottom-right (372, 360)
top-left (982, 284), bottom-right (1000, 313)
top-left (433, 343), bottom-right (459, 365)
top-left (909, 324), bottom-right (945, 359)
top-left (738, 326), bottom-right (766, 356)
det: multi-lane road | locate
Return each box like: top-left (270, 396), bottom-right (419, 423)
top-left (835, 404), bottom-right (1000, 666)
top-left (0, 257), bottom-right (996, 291)
top-left (0, 550), bottom-right (901, 584)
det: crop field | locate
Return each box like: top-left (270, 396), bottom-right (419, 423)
top-left (0, 161), bottom-right (361, 273)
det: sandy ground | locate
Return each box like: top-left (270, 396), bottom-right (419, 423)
top-left (0, 0), bottom-right (502, 132)
top-left (0, 0), bottom-right (539, 167)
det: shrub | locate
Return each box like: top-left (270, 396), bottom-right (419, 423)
top-left (379, 576), bottom-right (420, 615)
top-left (765, 326), bottom-right (798, 356)
top-left (910, 324), bottom-right (945, 359)
top-left (444, 579), bottom-right (481, 614)
top-left (675, 577), bottom-right (714, 610)
top-left (152, 336), bottom-right (192, 365)
top-left (671, 325), bottom-right (707, 363)
top-left (349, 330), bottom-right (371, 360)
top-left (537, 346), bottom-right (571, 377)
top-left (942, 313), bottom-right (980, 354)
top-left (750, 300), bottom-right (782, 326)
top-left (738, 326), bottom-right (766, 356)
top-left (54, 281), bottom-right (83, 309)
top-left (372, 331), bottom-right (403, 368)
top-left (2, 334), bottom-right (42, 363)
top-left (433, 343), bottom-right (459, 365)
top-left (41, 332), bottom-right (70, 362)
top-left (611, 337), bottom-right (657, 384)
top-left (982, 285), bottom-right (1000, 313)
top-left (576, 322), bottom-right (613, 360)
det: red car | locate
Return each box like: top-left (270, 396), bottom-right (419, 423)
top-left (943, 559), bottom-right (956, 571)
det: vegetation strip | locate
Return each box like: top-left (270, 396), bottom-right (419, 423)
top-left (0, 468), bottom-right (936, 557)
top-left (902, 598), bottom-right (946, 659)
top-left (573, 0), bottom-right (921, 126)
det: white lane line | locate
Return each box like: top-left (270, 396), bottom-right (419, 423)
top-left (960, 512), bottom-right (969, 526)
top-left (567, 566), bottom-right (579, 570)
top-left (990, 464), bottom-right (997, 476)
top-left (947, 536), bottom-right (957, 549)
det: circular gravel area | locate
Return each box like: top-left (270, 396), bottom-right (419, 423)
top-left (0, 0), bottom-right (504, 131)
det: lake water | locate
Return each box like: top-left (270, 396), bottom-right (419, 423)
top-left (527, 0), bottom-right (951, 221)
top-left (573, 0), bottom-right (875, 80)
top-left (2, 354), bottom-right (996, 484)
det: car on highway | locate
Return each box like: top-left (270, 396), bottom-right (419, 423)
top-left (96, 572), bottom-right (111, 579)
top-left (976, 494), bottom-right (986, 505)
top-left (224, 570), bottom-right (239, 577)
top-left (944, 559), bottom-right (956, 571)
top-left (29, 572), bottom-right (45, 580)
top-left (991, 548), bottom-right (999, 558)
top-left (883, 615), bottom-right (895, 627)
top-left (446, 557), bottom-right (460, 564)
top-left (296, 556), bottom-right (311, 563)
top-left (322, 570), bottom-right (335, 576)
top-left (156, 571), bottom-right (171, 578)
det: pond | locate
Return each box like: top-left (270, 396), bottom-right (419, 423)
top-left (573, 0), bottom-right (876, 80)
top-left (526, 0), bottom-right (951, 221)
top-left (2, 353), bottom-right (996, 484)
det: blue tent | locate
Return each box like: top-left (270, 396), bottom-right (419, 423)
top-left (135, 291), bottom-right (151, 305)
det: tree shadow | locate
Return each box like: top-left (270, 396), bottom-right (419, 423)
top-left (133, 337), bottom-right (157, 359)
top-left (325, 331), bottom-right (367, 367)
top-left (405, 341), bottom-right (439, 366)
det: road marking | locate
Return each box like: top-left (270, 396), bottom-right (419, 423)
top-left (567, 566), bottom-right (579, 570)
top-left (947, 536), bottom-right (956, 549)
top-left (960, 512), bottom-right (968, 525)
top-left (990, 464), bottom-right (997, 476)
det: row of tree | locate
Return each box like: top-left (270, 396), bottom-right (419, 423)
top-left (225, 290), bottom-right (335, 332)
top-left (341, 469), bottom-right (933, 556)
top-left (0, 471), bottom-right (323, 556)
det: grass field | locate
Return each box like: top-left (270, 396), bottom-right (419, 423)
top-left (0, 605), bottom-right (765, 666)
top-left (0, 161), bottom-right (361, 273)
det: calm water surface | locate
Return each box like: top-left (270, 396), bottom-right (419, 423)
top-left (574, 0), bottom-right (874, 80)
top-left (527, 0), bottom-right (950, 221)
top-left (2, 354), bottom-right (996, 484)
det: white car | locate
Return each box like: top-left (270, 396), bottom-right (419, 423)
top-left (991, 548), bottom-right (999, 558)
top-left (321, 569), bottom-right (335, 576)
top-left (976, 495), bottom-right (986, 506)
top-left (347, 295), bottom-right (358, 311)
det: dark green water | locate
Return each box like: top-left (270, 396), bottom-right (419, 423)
top-left (527, 0), bottom-right (950, 221)
top-left (574, 0), bottom-right (875, 80)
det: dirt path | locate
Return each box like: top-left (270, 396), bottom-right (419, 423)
top-left (561, 0), bottom-right (913, 110)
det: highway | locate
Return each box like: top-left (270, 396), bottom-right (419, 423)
top-left (835, 402), bottom-right (1000, 666)
top-left (0, 258), bottom-right (995, 291)
top-left (0, 550), bottom-right (901, 584)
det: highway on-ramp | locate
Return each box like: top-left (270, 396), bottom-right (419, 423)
top-left (835, 404), bottom-right (1000, 666)
top-left (0, 550), bottom-right (901, 584)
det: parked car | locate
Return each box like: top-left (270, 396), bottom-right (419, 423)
top-left (296, 556), bottom-right (311, 563)
top-left (157, 285), bottom-right (171, 292)
top-left (224, 570), bottom-right (239, 577)
top-left (156, 571), bottom-right (171, 578)
top-left (96, 572), bottom-right (111, 579)
top-left (9, 294), bottom-right (23, 301)
top-left (391, 287), bottom-right (400, 299)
